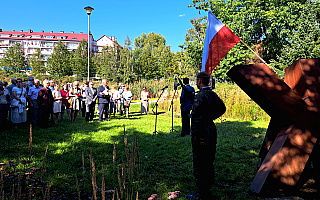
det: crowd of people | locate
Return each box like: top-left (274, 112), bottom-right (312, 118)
top-left (0, 76), bottom-right (151, 131)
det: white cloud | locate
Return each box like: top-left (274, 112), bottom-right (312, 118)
top-left (179, 14), bottom-right (186, 17)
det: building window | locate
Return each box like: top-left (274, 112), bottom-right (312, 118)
top-left (0, 34), bottom-right (12, 37)
top-left (44, 36), bottom-right (54, 39)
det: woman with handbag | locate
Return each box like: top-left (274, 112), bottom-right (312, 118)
top-left (11, 78), bottom-right (27, 128)
top-left (69, 81), bottom-right (81, 122)
top-left (123, 86), bottom-right (133, 118)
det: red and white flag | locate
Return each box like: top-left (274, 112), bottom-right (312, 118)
top-left (202, 12), bottom-right (240, 75)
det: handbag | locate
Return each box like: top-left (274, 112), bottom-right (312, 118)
top-left (10, 88), bottom-right (23, 107)
top-left (68, 98), bottom-right (73, 109)
top-left (124, 101), bottom-right (130, 107)
top-left (10, 99), bottom-right (20, 107)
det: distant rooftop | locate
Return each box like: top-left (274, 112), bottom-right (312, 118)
top-left (0, 29), bottom-right (89, 41)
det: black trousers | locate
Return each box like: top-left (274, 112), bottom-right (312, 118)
top-left (181, 110), bottom-right (191, 136)
top-left (191, 124), bottom-right (217, 199)
top-left (39, 105), bottom-right (51, 128)
top-left (86, 103), bottom-right (95, 122)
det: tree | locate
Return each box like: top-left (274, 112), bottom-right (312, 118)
top-left (118, 36), bottom-right (136, 84)
top-left (133, 32), bottom-right (174, 80)
top-left (0, 43), bottom-right (26, 74)
top-left (73, 39), bottom-right (95, 79)
top-left (95, 45), bottom-right (119, 82)
top-left (189, 0), bottom-right (320, 79)
top-left (179, 17), bottom-right (207, 77)
top-left (46, 41), bottom-right (72, 77)
top-left (29, 49), bottom-right (46, 76)
top-left (272, 0), bottom-right (320, 72)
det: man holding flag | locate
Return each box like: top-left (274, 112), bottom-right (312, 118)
top-left (187, 11), bottom-right (236, 199)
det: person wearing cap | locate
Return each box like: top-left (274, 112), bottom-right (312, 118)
top-left (180, 77), bottom-right (195, 137)
top-left (187, 72), bottom-right (226, 200)
top-left (140, 87), bottom-right (150, 114)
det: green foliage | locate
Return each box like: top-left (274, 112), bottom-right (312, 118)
top-left (46, 41), bottom-right (73, 77)
top-left (188, 0), bottom-right (320, 79)
top-left (215, 82), bottom-right (270, 121)
top-left (271, 0), bottom-right (320, 71)
top-left (117, 36), bottom-right (135, 84)
top-left (128, 79), bottom-right (169, 100)
top-left (95, 45), bottom-right (120, 82)
top-left (73, 39), bottom-right (96, 79)
top-left (133, 32), bottom-right (175, 80)
top-left (0, 43), bottom-right (26, 74)
top-left (29, 49), bottom-right (46, 76)
top-left (179, 17), bottom-right (206, 75)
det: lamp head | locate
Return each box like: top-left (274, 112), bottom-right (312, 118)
top-left (84, 6), bottom-right (94, 15)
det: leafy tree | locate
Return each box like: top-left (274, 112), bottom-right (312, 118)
top-left (133, 32), bottom-right (174, 80)
top-left (189, 0), bottom-right (320, 79)
top-left (46, 41), bottom-right (72, 77)
top-left (0, 43), bottom-right (26, 74)
top-left (29, 49), bottom-right (46, 76)
top-left (118, 36), bottom-right (136, 84)
top-left (95, 45), bottom-right (119, 82)
top-left (73, 39), bottom-right (95, 79)
top-left (179, 17), bottom-right (207, 76)
top-left (272, 0), bottom-right (320, 71)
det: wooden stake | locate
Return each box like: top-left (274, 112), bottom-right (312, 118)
top-left (29, 124), bottom-right (33, 159)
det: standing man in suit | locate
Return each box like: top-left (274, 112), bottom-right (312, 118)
top-left (97, 79), bottom-right (110, 122)
top-left (85, 81), bottom-right (97, 122)
top-left (180, 77), bottom-right (195, 137)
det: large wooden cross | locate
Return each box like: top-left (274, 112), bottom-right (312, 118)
top-left (226, 59), bottom-right (320, 194)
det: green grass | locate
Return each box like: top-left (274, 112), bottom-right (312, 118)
top-left (0, 103), bottom-right (270, 199)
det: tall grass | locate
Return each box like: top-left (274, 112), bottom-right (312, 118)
top-left (215, 82), bottom-right (270, 121)
top-left (152, 82), bottom-right (270, 122)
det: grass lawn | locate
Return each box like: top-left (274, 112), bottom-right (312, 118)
top-left (0, 103), bottom-right (298, 199)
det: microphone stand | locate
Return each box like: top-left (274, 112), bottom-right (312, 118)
top-left (152, 89), bottom-right (165, 135)
top-left (169, 87), bottom-right (178, 133)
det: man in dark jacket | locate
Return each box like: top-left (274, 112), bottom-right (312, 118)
top-left (85, 81), bottom-right (97, 122)
top-left (37, 79), bottom-right (54, 128)
top-left (187, 72), bottom-right (226, 200)
top-left (97, 79), bottom-right (110, 122)
top-left (180, 78), bottom-right (195, 137)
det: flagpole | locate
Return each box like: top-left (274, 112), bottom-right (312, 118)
top-left (239, 39), bottom-right (270, 68)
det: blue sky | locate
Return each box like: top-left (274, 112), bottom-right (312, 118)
top-left (2, 0), bottom-right (205, 53)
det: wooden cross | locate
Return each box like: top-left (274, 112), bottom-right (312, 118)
top-left (226, 60), bottom-right (320, 194)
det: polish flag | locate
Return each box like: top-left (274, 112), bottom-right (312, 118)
top-left (202, 12), bottom-right (240, 75)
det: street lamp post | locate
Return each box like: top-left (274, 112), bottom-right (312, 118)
top-left (84, 6), bottom-right (94, 82)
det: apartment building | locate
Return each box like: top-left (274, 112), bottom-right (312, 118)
top-left (0, 29), bottom-right (121, 61)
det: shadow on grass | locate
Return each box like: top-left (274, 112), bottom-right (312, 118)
top-left (1, 116), bottom-right (316, 199)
